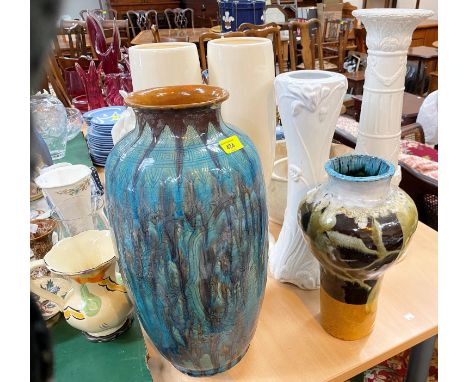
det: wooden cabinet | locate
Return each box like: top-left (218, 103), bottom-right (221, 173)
top-left (182, 0), bottom-right (219, 28)
top-left (110, 1), bottom-right (180, 28)
top-left (410, 20), bottom-right (438, 47)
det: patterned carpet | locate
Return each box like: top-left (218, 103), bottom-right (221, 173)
top-left (353, 345), bottom-right (438, 381)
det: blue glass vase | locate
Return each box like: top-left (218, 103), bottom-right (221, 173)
top-left (105, 85), bottom-right (268, 376)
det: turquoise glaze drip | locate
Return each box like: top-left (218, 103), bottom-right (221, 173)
top-left (105, 102), bottom-right (268, 376)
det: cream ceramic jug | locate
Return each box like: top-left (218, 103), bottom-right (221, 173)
top-left (30, 230), bottom-right (133, 342)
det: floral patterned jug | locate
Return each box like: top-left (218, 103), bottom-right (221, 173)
top-left (30, 230), bottom-right (133, 342)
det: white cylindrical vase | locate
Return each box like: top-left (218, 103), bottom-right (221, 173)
top-left (129, 42), bottom-right (202, 91)
top-left (352, 9), bottom-right (433, 183)
top-left (207, 37), bottom-right (276, 184)
top-left (271, 71), bottom-right (347, 290)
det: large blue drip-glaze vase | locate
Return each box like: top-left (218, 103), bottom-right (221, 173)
top-left (105, 85), bottom-right (268, 376)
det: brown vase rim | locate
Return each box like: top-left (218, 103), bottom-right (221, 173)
top-left (124, 85), bottom-right (229, 110)
top-left (30, 219), bottom-right (57, 242)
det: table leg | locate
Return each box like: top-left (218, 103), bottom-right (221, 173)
top-left (415, 60), bottom-right (423, 95)
top-left (349, 372), bottom-right (365, 382)
top-left (405, 335), bottom-right (437, 382)
top-left (281, 40), bottom-right (289, 71)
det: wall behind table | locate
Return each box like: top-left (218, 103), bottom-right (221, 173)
top-left (60, 0), bottom-right (101, 19)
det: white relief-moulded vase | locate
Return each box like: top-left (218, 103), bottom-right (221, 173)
top-left (352, 8), bottom-right (434, 184)
top-left (271, 71), bottom-right (347, 290)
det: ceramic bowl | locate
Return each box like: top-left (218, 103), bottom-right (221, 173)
top-left (30, 218), bottom-right (57, 260)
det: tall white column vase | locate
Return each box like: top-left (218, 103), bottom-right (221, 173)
top-left (271, 71), bottom-right (347, 290)
top-left (352, 9), bottom-right (433, 183)
top-left (129, 42), bottom-right (202, 91)
top-left (207, 37), bottom-right (276, 185)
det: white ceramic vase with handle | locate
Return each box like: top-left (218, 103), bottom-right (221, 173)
top-left (271, 70), bottom-right (347, 290)
top-left (129, 42), bottom-right (203, 91)
top-left (207, 37), bottom-right (276, 185)
top-left (352, 8), bottom-right (433, 184)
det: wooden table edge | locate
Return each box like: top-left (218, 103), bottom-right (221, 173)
top-left (328, 326), bottom-right (438, 382)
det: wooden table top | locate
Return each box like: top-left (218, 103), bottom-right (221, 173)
top-left (93, 143), bottom-right (437, 381)
top-left (407, 46), bottom-right (439, 59)
top-left (131, 28), bottom-right (211, 45)
top-left (143, 221), bottom-right (437, 381)
top-left (353, 92), bottom-right (424, 119)
top-left (56, 34), bottom-right (114, 52)
top-left (344, 70), bottom-right (365, 82)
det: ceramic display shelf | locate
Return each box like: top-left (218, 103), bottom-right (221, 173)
top-left (352, 8), bottom-right (433, 184)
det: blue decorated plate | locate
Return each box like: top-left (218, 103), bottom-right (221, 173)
top-left (84, 106), bottom-right (126, 124)
top-left (91, 109), bottom-right (126, 127)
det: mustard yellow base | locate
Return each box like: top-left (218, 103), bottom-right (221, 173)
top-left (320, 287), bottom-right (378, 341)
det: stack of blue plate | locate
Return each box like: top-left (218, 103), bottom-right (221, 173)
top-left (84, 106), bottom-right (126, 167)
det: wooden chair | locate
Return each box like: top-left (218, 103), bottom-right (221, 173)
top-left (60, 19), bottom-right (87, 28)
top-left (101, 19), bottom-right (131, 47)
top-left (198, 31), bottom-right (245, 71)
top-left (164, 8), bottom-right (195, 29)
top-left (44, 53), bottom-right (73, 108)
top-left (237, 22), bottom-right (286, 74)
top-left (288, 18), bottom-right (324, 70)
top-left (400, 161), bottom-right (438, 231)
top-left (401, 123), bottom-right (426, 143)
top-left (54, 23), bottom-right (88, 58)
top-left (80, 8), bottom-right (117, 21)
top-left (322, 18), bottom-right (353, 72)
top-left (150, 24), bottom-right (190, 43)
top-left (151, 24), bottom-right (161, 43)
top-left (126, 10), bottom-right (158, 38)
top-left (428, 70), bottom-right (438, 92)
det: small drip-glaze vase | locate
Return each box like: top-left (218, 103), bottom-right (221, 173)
top-left (298, 155), bottom-right (418, 340)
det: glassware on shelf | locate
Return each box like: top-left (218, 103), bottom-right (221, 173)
top-left (30, 93), bottom-right (68, 160)
top-left (75, 60), bottom-right (106, 111)
top-left (51, 194), bottom-right (109, 239)
top-left (72, 95), bottom-right (89, 113)
top-left (86, 13), bottom-right (121, 75)
top-left (65, 107), bottom-right (85, 141)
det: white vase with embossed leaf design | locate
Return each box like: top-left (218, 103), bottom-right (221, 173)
top-left (352, 9), bottom-right (433, 184)
top-left (271, 71), bottom-right (347, 290)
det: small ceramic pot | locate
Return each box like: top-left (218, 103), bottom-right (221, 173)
top-left (298, 155), bottom-right (418, 340)
top-left (30, 219), bottom-right (57, 260)
top-left (30, 230), bottom-right (133, 342)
